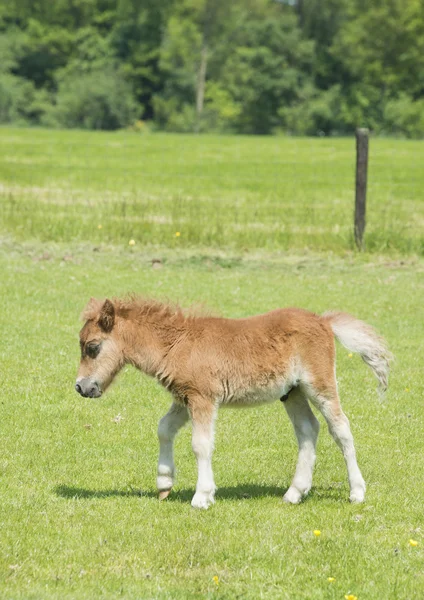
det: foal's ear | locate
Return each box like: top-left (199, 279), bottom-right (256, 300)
top-left (98, 299), bottom-right (115, 332)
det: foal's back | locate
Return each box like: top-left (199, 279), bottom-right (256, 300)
top-left (167, 307), bottom-right (334, 404)
top-left (187, 306), bottom-right (333, 361)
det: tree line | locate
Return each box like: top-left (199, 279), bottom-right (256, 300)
top-left (1, 0), bottom-right (424, 137)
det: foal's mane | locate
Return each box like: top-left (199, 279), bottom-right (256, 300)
top-left (82, 295), bottom-right (211, 324)
top-left (115, 295), bottom-right (185, 322)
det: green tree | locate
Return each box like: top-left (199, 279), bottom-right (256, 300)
top-left (220, 9), bottom-right (315, 134)
top-left (1, 0), bottom-right (424, 135)
top-left (296, 0), bottom-right (350, 87)
top-left (329, 0), bottom-right (424, 131)
top-left (155, 0), bottom-right (315, 134)
top-left (51, 68), bottom-right (140, 129)
top-left (155, 0), bottom-right (253, 132)
top-left (110, 0), bottom-right (174, 119)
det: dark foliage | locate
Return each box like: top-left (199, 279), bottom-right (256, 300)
top-left (0, 0), bottom-right (423, 136)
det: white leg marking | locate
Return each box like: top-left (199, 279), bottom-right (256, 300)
top-left (283, 389), bottom-right (320, 504)
top-left (331, 414), bottom-right (366, 503)
top-left (157, 403), bottom-right (189, 493)
top-left (312, 395), bottom-right (366, 503)
top-left (190, 409), bottom-right (217, 510)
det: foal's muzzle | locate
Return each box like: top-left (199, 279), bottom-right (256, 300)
top-left (75, 379), bottom-right (102, 398)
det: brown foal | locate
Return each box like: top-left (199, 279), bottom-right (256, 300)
top-left (75, 297), bottom-right (391, 509)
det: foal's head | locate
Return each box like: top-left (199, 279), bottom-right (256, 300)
top-left (75, 298), bottom-right (125, 398)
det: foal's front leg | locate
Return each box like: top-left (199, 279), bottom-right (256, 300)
top-left (157, 402), bottom-right (189, 498)
top-left (189, 397), bottom-right (217, 509)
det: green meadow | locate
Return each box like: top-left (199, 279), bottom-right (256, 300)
top-left (1, 127), bottom-right (423, 254)
top-left (0, 128), bottom-right (423, 599)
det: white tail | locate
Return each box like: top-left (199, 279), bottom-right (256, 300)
top-left (323, 311), bottom-right (392, 392)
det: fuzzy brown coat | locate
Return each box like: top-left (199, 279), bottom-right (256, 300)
top-left (76, 297), bottom-right (390, 508)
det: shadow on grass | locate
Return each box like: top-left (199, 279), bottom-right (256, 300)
top-left (55, 483), bottom-right (348, 503)
top-left (170, 485), bottom-right (348, 504)
top-left (54, 484), bottom-right (153, 500)
top-left (54, 483), bottom-right (285, 502)
top-left (173, 484), bottom-right (284, 503)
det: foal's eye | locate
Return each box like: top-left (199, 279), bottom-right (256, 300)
top-left (86, 343), bottom-right (101, 359)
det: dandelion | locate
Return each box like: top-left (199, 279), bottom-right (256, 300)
top-left (98, 224), bottom-right (102, 229)
top-left (345, 595), bottom-right (357, 600)
top-left (129, 239), bottom-right (135, 246)
top-left (175, 231), bottom-right (181, 237)
top-left (212, 575), bottom-right (219, 586)
top-left (348, 353), bottom-right (353, 358)
top-left (409, 539), bottom-right (418, 547)
top-left (313, 530), bottom-right (321, 537)
top-left (405, 388), bottom-right (410, 392)
top-left (327, 577), bottom-right (335, 582)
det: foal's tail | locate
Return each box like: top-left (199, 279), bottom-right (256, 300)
top-left (323, 311), bottom-right (392, 392)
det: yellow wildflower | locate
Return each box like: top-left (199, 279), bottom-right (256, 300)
top-left (327, 577), bottom-right (335, 582)
top-left (345, 595), bottom-right (357, 600)
top-left (129, 239), bottom-right (135, 246)
top-left (97, 224), bottom-right (102, 229)
top-left (409, 539), bottom-right (418, 547)
top-left (348, 353), bottom-right (353, 358)
top-left (313, 530), bottom-right (321, 537)
top-left (212, 575), bottom-right (219, 586)
top-left (175, 231), bottom-right (181, 237)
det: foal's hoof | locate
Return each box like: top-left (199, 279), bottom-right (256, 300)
top-left (349, 489), bottom-right (365, 503)
top-left (159, 490), bottom-right (171, 501)
top-left (157, 473), bottom-right (174, 494)
top-left (283, 487), bottom-right (302, 505)
top-left (191, 491), bottom-right (215, 510)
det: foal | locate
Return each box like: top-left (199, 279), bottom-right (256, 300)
top-left (75, 297), bottom-right (391, 509)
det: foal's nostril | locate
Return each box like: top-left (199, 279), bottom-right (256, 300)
top-left (89, 382), bottom-right (102, 397)
top-left (75, 379), bottom-right (101, 398)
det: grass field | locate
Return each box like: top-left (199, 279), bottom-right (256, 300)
top-left (1, 127), bottom-right (423, 254)
top-left (0, 128), bottom-right (423, 599)
top-left (1, 238), bottom-right (423, 599)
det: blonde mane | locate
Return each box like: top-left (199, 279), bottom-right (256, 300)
top-left (81, 295), bottom-right (210, 325)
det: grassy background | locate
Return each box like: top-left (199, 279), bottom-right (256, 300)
top-left (1, 128), bottom-right (423, 598)
top-left (0, 239), bottom-right (423, 599)
top-left (1, 127), bottom-right (423, 254)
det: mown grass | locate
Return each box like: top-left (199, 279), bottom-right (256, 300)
top-left (0, 127), bottom-right (423, 254)
top-left (0, 239), bottom-right (423, 599)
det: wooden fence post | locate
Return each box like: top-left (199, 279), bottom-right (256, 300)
top-left (354, 128), bottom-right (369, 250)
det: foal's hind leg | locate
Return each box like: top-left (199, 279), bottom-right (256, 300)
top-left (283, 388), bottom-right (320, 504)
top-left (157, 402), bottom-right (189, 498)
top-left (308, 386), bottom-right (366, 503)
